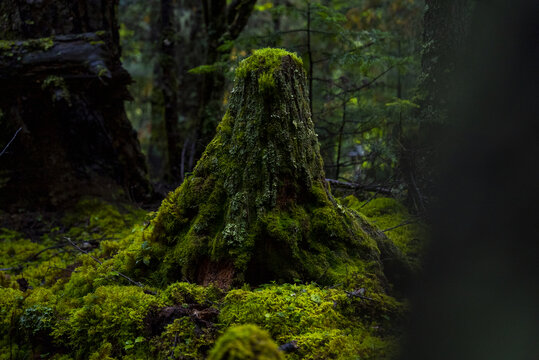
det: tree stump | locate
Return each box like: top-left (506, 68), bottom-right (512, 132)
top-left (147, 49), bottom-right (408, 288)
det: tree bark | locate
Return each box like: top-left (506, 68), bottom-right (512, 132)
top-left (145, 49), bottom-right (410, 290)
top-left (0, 0), bottom-right (152, 210)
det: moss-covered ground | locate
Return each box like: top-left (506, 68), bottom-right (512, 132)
top-left (0, 194), bottom-right (427, 359)
top-left (0, 49), bottom-right (428, 359)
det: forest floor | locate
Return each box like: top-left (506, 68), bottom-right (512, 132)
top-left (0, 194), bottom-right (427, 359)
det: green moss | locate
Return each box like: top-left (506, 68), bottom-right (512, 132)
top-left (0, 36), bottom-right (54, 55)
top-left (143, 48), bottom-right (395, 289)
top-left (19, 304), bottom-right (54, 339)
top-left (53, 285), bottom-right (159, 357)
top-left (157, 317), bottom-right (215, 359)
top-left (208, 324), bottom-right (284, 360)
top-left (218, 283), bottom-right (403, 359)
top-left (344, 196), bottom-right (428, 270)
top-left (41, 75), bottom-right (71, 104)
top-left (0, 287), bottom-right (23, 332)
top-left (219, 284), bottom-right (347, 341)
top-left (236, 48), bottom-right (303, 79)
top-left (160, 281), bottom-right (222, 306)
top-left (88, 342), bottom-right (115, 360)
top-left (0, 228), bottom-right (73, 289)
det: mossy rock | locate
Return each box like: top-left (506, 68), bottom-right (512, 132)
top-left (208, 324), bottom-right (284, 360)
top-left (145, 48), bottom-right (409, 288)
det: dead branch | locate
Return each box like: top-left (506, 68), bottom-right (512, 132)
top-left (0, 127), bottom-right (22, 157)
top-left (381, 220), bottom-right (416, 233)
top-left (65, 237), bottom-right (147, 289)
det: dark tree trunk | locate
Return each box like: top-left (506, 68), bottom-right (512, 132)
top-left (0, 0), bottom-right (152, 210)
top-left (147, 0), bottom-right (256, 183)
top-left (400, 0), bottom-right (473, 213)
top-left (184, 0), bottom-right (257, 179)
top-left (148, 0), bottom-right (168, 182)
top-left (160, 0), bottom-right (180, 180)
top-left (422, 0), bottom-right (472, 118)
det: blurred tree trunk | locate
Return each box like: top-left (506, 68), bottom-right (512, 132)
top-left (185, 0), bottom-right (257, 179)
top-left (0, 0), bottom-right (152, 210)
top-left (148, 0), bottom-right (168, 182)
top-left (148, 0), bottom-right (256, 184)
top-left (400, 0), bottom-right (473, 213)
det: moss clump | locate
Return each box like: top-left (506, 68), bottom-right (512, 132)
top-left (236, 48), bottom-right (302, 94)
top-left (217, 283), bottom-right (403, 359)
top-left (236, 48), bottom-right (303, 78)
top-left (160, 281), bottom-right (222, 306)
top-left (53, 285), bottom-right (160, 357)
top-left (208, 324), bottom-right (284, 360)
top-left (0, 36), bottom-right (54, 56)
top-left (344, 196), bottom-right (428, 271)
top-left (156, 316), bottom-right (216, 360)
top-left (144, 48), bottom-right (404, 289)
top-left (41, 75), bottom-right (71, 104)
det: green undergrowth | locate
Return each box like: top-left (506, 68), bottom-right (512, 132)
top-left (0, 195), bottom-right (419, 359)
top-left (343, 196), bottom-right (428, 271)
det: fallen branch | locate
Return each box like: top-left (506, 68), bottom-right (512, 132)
top-left (25, 243), bottom-right (67, 262)
top-left (325, 178), bottom-right (393, 196)
top-left (0, 266), bottom-right (22, 272)
top-left (381, 220), bottom-right (415, 233)
top-left (346, 288), bottom-right (374, 301)
top-left (0, 127), bottom-right (22, 157)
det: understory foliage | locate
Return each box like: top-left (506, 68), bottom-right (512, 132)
top-left (0, 193), bottom-right (426, 359)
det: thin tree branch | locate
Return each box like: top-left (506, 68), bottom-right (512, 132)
top-left (312, 42), bottom-right (375, 64)
top-left (65, 237), bottom-right (147, 289)
top-left (381, 220), bottom-right (415, 233)
top-left (0, 127), bottom-right (22, 157)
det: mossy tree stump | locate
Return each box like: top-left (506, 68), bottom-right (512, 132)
top-left (147, 49), bottom-right (408, 288)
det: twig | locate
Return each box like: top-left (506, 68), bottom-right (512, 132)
top-left (65, 237), bottom-right (102, 264)
top-left (0, 266), bottom-right (22, 271)
top-left (25, 244), bottom-right (67, 261)
top-left (65, 237), bottom-right (146, 289)
top-left (346, 288), bottom-right (374, 301)
top-left (0, 127), bottom-right (22, 157)
top-left (381, 220), bottom-right (415, 233)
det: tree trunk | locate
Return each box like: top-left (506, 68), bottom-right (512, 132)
top-left (400, 0), bottom-right (473, 212)
top-left (144, 49), bottom-right (410, 290)
top-left (0, 0), bottom-right (152, 210)
top-left (185, 0), bottom-right (257, 179)
top-left (160, 0), bottom-right (180, 180)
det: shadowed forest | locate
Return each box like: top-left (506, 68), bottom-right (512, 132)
top-left (0, 0), bottom-right (537, 359)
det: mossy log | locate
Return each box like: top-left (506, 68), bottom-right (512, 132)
top-left (0, 33), bottom-right (124, 83)
top-left (147, 49), bottom-right (409, 288)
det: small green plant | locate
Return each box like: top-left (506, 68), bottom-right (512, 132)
top-left (19, 305), bottom-right (54, 338)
